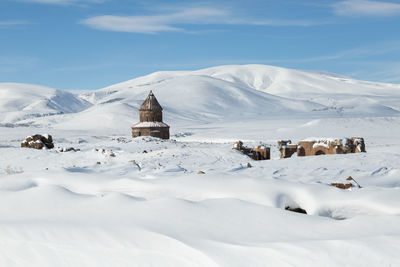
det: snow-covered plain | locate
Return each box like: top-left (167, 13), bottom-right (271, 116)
top-left (1, 65), bottom-right (400, 266)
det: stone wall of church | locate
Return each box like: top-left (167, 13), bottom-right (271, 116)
top-left (132, 126), bottom-right (170, 139)
top-left (139, 110), bottom-right (163, 122)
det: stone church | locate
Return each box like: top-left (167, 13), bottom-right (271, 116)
top-left (131, 90), bottom-right (170, 139)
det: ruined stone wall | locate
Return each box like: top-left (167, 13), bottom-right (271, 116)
top-left (278, 140), bottom-right (298, 159)
top-left (278, 138), bottom-right (366, 158)
top-left (297, 138), bottom-right (366, 156)
top-left (297, 141), bottom-right (337, 156)
top-left (233, 141), bottom-right (270, 160)
top-left (252, 146), bottom-right (271, 160)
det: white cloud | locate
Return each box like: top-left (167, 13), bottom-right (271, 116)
top-left (81, 7), bottom-right (322, 34)
top-left (21, 0), bottom-right (72, 3)
top-left (346, 61), bottom-right (400, 83)
top-left (18, 0), bottom-right (105, 5)
top-left (334, 0), bottom-right (400, 16)
top-left (268, 41), bottom-right (400, 64)
top-left (0, 20), bottom-right (29, 27)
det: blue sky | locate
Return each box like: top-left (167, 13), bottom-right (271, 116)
top-left (1, 0), bottom-right (400, 90)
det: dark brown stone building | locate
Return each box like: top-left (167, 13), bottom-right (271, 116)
top-left (131, 90), bottom-right (170, 139)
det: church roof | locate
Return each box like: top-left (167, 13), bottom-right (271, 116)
top-left (140, 90), bottom-right (163, 111)
top-left (132, 121), bottom-right (169, 128)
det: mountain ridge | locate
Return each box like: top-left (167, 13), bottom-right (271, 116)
top-left (1, 64), bottom-right (400, 128)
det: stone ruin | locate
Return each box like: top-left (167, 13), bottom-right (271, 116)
top-left (278, 137), bottom-right (366, 158)
top-left (277, 140), bottom-right (298, 159)
top-left (21, 134), bottom-right (54, 150)
top-left (233, 141), bottom-right (271, 160)
top-left (331, 176), bottom-right (362, 190)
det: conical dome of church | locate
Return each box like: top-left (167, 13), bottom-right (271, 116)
top-left (140, 90), bottom-right (162, 111)
top-left (139, 90), bottom-right (163, 122)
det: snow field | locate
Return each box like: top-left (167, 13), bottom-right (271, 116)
top-left (1, 116), bottom-right (400, 266)
top-left (1, 64), bottom-right (400, 266)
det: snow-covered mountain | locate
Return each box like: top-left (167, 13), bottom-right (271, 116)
top-left (1, 65), bottom-right (400, 128)
top-left (0, 83), bottom-right (91, 124)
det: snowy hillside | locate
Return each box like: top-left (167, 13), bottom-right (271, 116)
top-left (1, 65), bottom-right (400, 129)
top-left (79, 65), bottom-right (400, 127)
top-left (0, 83), bottom-right (91, 124)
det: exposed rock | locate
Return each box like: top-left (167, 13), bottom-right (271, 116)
top-left (331, 183), bottom-right (353, 190)
top-left (247, 163), bottom-right (252, 168)
top-left (113, 137), bottom-right (131, 143)
top-left (59, 147), bottom-right (80, 152)
top-left (197, 171), bottom-right (205, 174)
top-left (21, 134), bottom-right (54, 150)
top-left (285, 206), bottom-right (307, 214)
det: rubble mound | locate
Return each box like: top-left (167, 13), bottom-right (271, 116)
top-left (21, 134), bottom-right (54, 150)
top-left (233, 141), bottom-right (270, 160)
